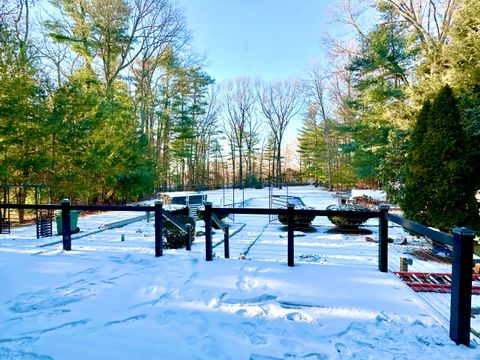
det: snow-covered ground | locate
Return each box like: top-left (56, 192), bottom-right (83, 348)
top-left (0, 186), bottom-right (478, 359)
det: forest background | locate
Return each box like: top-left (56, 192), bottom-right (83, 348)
top-left (1, 0), bottom-right (479, 227)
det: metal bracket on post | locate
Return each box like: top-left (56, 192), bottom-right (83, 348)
top-left (205, 202), bottom-right (213, 261)
top-left (450, 227), bottom-right (476, 346)
top-left (185, 223), bottom-right (192, 251)
top-left (224, 224), bottom-right (230, 259)
top-left (287, 203), bottom-right (295, 267)
top-left (378, 205), bottom-right (390, 272)
top-left (186, 197), bottom-right (190, 217)
top-left (61, 199), bottom-right (71, 251)
top-left (154, 201), bottom-right (163, 257)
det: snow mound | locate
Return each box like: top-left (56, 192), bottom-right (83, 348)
top-left (351, 189), bottom-right (387, 201)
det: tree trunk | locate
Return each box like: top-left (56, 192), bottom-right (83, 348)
top-left (276, 144), bottom-right (282, 189)
top-left (238, 146), bottom-right (243, 189)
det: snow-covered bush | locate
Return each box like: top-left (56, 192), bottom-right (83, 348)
top-left (162, 206), bottom-right (194, 249)
top-left (351, 195), bottom-right (385, 210)
top-left (326, 204), bottom-right (371, 229)
top-left (163, 215), bottom-right (195, 249)
top-left (164, 204), bottom-right (190, 217)
top-left (278, 205), bottom-right (316, 229)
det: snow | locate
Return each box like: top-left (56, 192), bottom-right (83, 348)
top-left (350, 189), bottom-right (387, 201)
top-left (157, 191), bottom-right (205, 198)
top-left (0, 186), bottom-right (478, 359)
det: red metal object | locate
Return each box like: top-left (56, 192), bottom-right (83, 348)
top-left (394, 271), bottom-right (480, 295)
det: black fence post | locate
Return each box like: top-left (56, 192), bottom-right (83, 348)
top-left (186, 223), bottom-right (192, 251)
top-left (287, 203), bottom-right (295, 267)
top-left (205, 202), bottom-right (213, 261)
top-left (378, 205), bottom-right (390, 273)
top-left (450, 227), bottom-right (476, 346)
top-left (154, 201), bottom-right (163, 257)
top-left (61, 199), bottom-right (71, 251)
top-left (224, 224), bottom-right (230, 259)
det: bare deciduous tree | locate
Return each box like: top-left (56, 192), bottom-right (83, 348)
top-left (382, 0), bottom-right (457, 49)
top-left (47, 0), bottom-right (187, 97)
top-left (223, 77), bottom-right (257, 188)
top-left (194, 83), bottom-right (220, 187)
top-left (1, 0), bottom-right (32, 45)
top-left (256, 78), bottom-right (302, 188)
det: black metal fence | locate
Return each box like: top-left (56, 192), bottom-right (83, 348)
top-left (0, 200), bottom-right (476, 347)
top-left (0, 199), bottom-right (192, 257)
top-left (202, 202), bottom-right (476, 347)
top-left (385, 213), bottom-right (476, 347)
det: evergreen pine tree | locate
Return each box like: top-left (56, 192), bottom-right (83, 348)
top-left (401, 101), bottom-right (431, 224)
top-left (402, 86), bottom-right (479, 231)
top-left (0, 25), bottom-right (49, 185)
top-left (297, 105), bottom-right (326, 187)
top-left (426, 86), bottom-right (478, 230)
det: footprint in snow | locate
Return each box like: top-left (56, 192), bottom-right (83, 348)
top-left (241, 321), bottom-right (257, 329)
top-left (9, 288), bottom-right (93, 314)
top-left (0, 336), bottom-right (37, 346)
top-left (108, 254), bottom-right (142, 264)
top-left (221, 294), bottom-right (277, 305)
top-left (183, 272), bottom-right (198, 286)
top-left (412, 319), bottom-right (426, 328)
top-left (100, 279), bottom-right (115, 285)
top-left (375, 311), bottom-right (402, 324)
top-left (236, 309), bottom-right (248, 317)
top-left (212, 292), bottom-right (228, 306)
top-left (5, 308), bottom-right (71, 326)
top-left (285, 312), bottom-right (312, 322)
top-left (249, 334), bottom-right (268, 346)
top-left (294, 353), bottom-right (329, 360)
top-left (338, 322), bottom-right (370, 337)
top-left (0, 348), bottom-right (53, 360)
top-left (54, 278), bottom-right (87, 291)
top-left (72, 267), bottom-right (100, 276)
top-left (243, 265), bottom-right (271, 274)
top-left (236, 276), bottom-right (260, 291)
top-left (189, 312), bottom-right (209, 333)
top-left (249, 354), bottom-right (282, 360)
top-left (107, 273), bottom-right (130, 282)
top-left (335, 342), bottom-right (349, 356)
top-left (201, 334), bottom-right (230, 359)
top-left (104, 314), bottom-right (146, 327)
top-left (22, 319), bottom-right (89, 336)
top-left (153, 310), bottom-right (176, 328)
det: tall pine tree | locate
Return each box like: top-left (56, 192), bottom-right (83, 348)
top-left (402, 86), bottom-right (479, 231)
top-left (401, 101), bottom-right (431, 224)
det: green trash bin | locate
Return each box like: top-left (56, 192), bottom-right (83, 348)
top-left (56, 210), bottom-right (81, 235)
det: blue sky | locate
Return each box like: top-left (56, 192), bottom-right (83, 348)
top-left (177, 0), bottom-right (337, 82)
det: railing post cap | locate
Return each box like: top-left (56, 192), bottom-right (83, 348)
top-left (224, 223), bottom-right (230, 228)
top-left (452, 227), bottom-right (477, 237)
top-left (204, 201), bottom-right (212, 207)
top-left (154, 200), bottom-right (163, 205)
top-left (61, 199), bottom-right (70, 205)
top-left (378, 204), bottom-right (390, 211)
top-left (185, 223), bottom-right (191, 228)
top-left (287, 203), bottom-right (295, 209)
